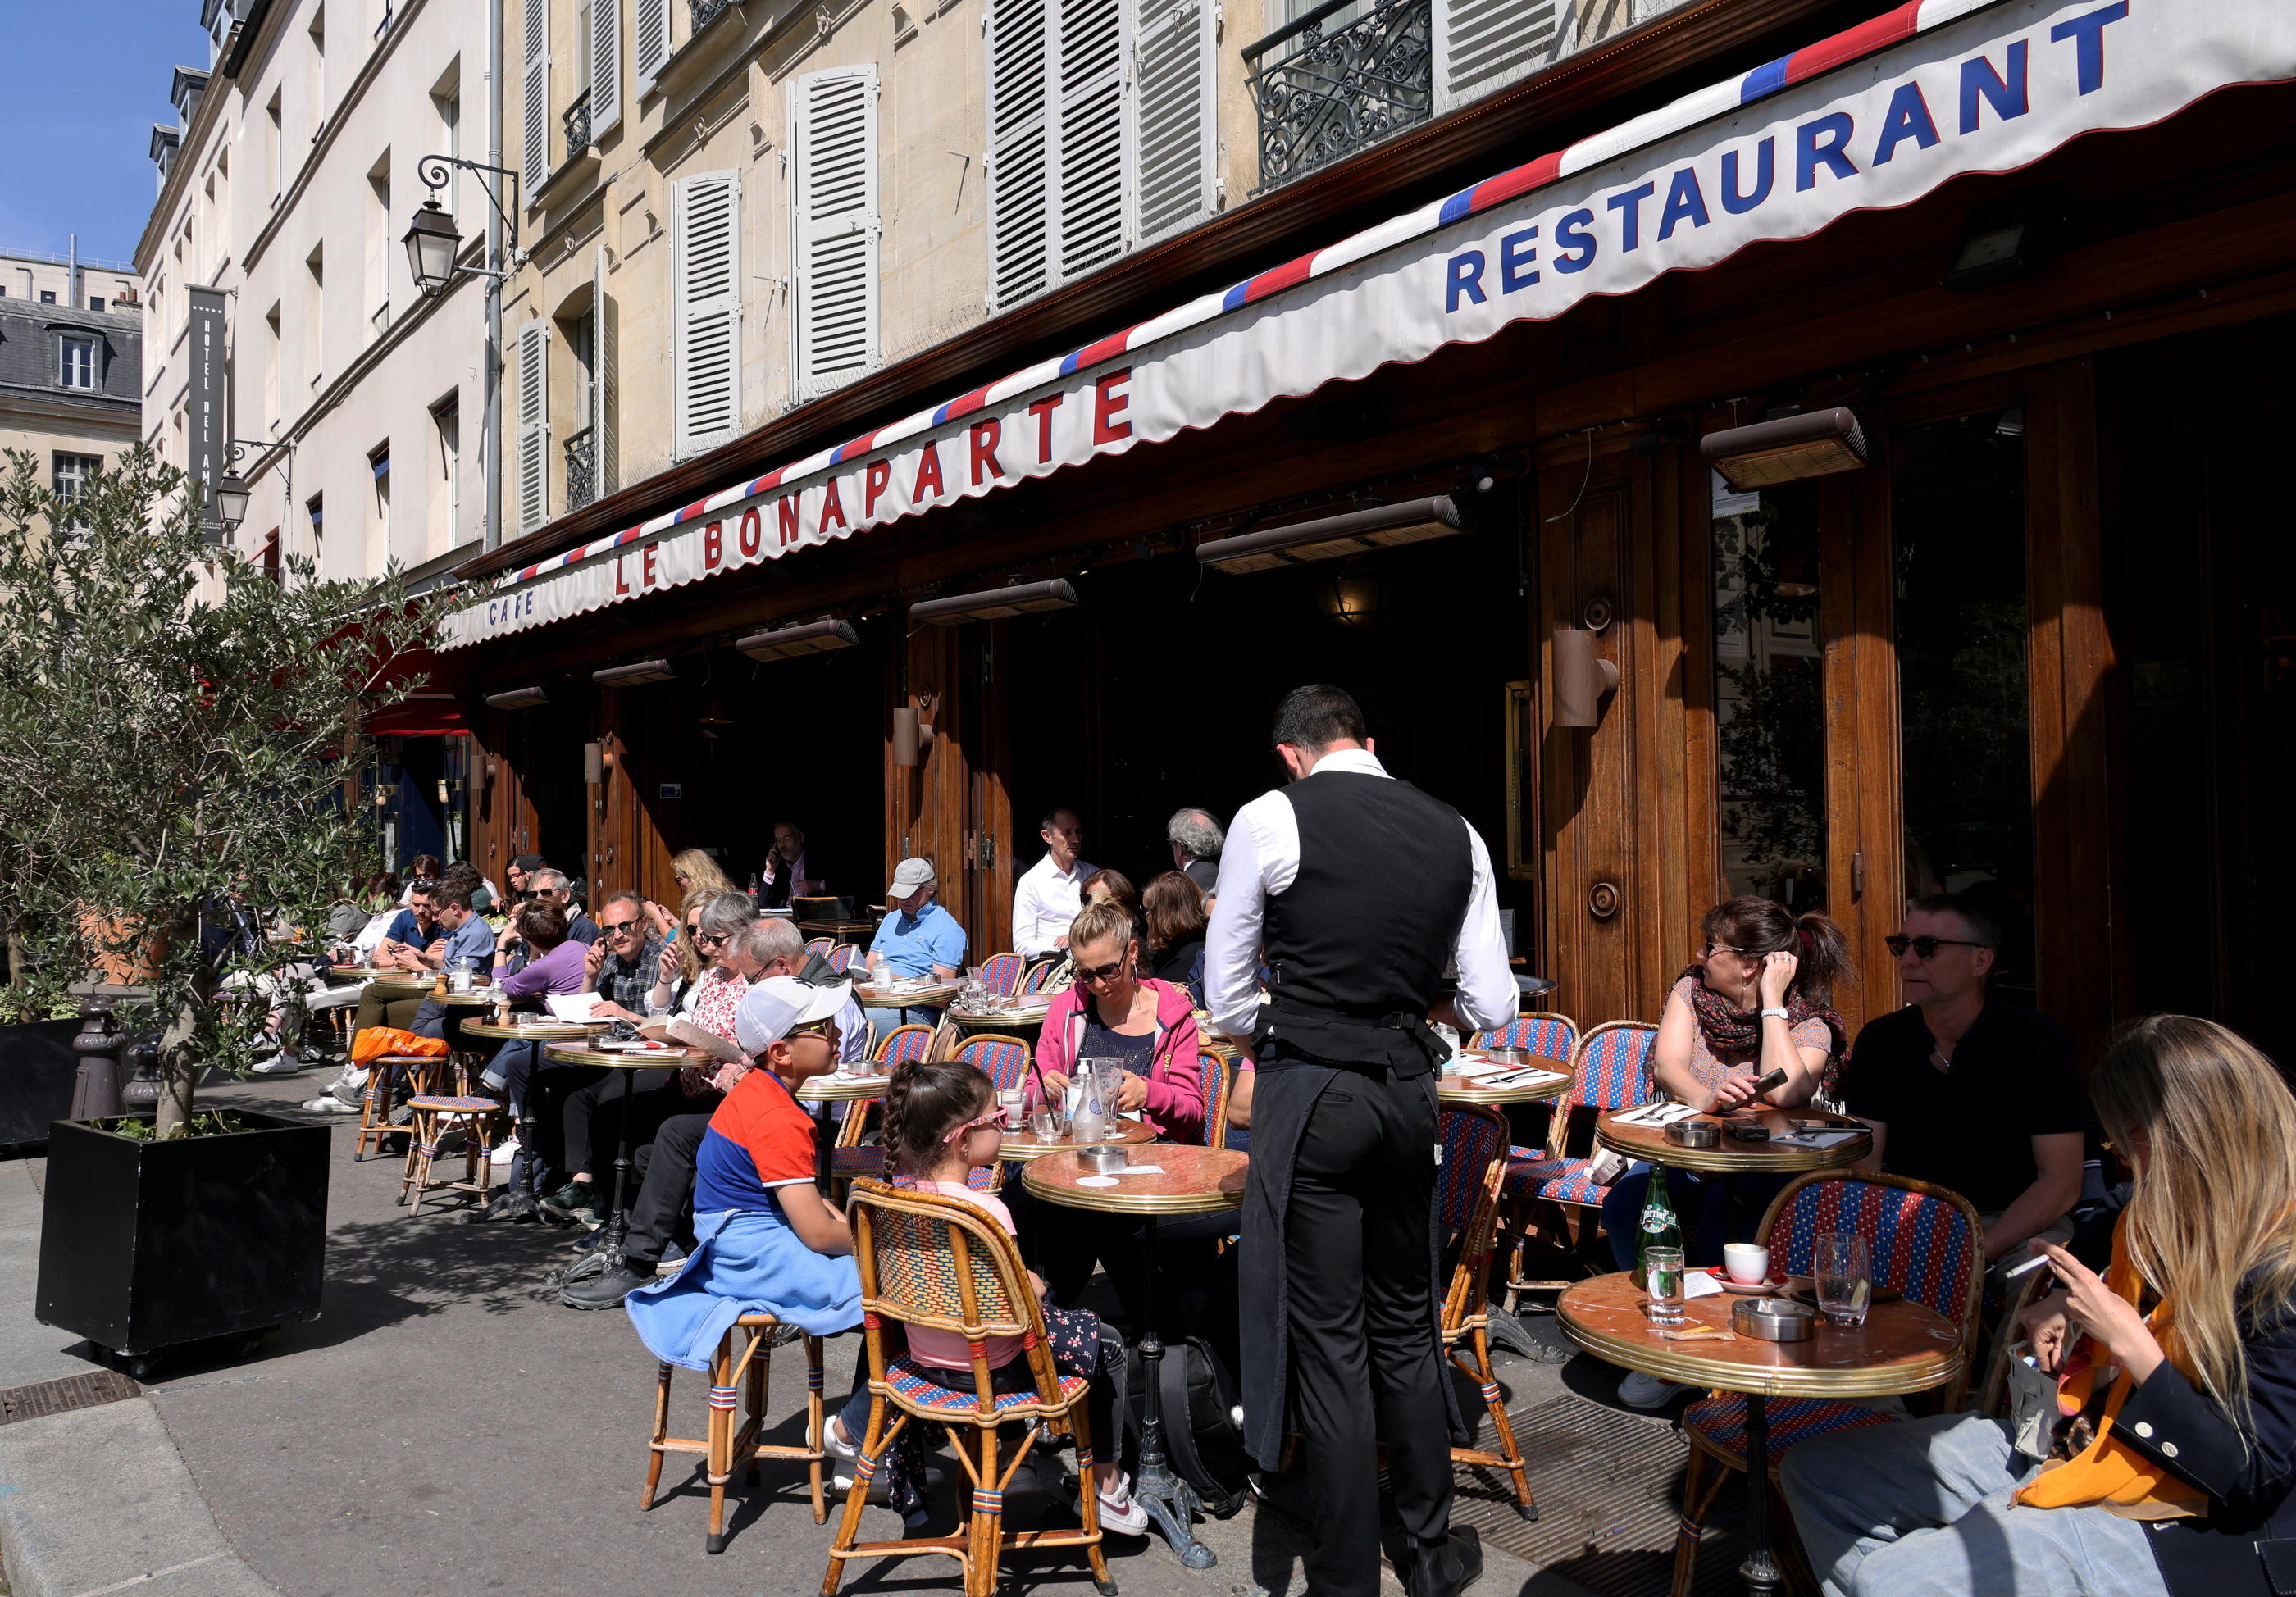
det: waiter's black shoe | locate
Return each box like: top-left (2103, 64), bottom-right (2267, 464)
top-left (1394, 1527), bottom-right (1483, 1597)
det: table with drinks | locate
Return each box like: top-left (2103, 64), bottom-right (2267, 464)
top-left (1596, 1099), bottom-right (1871, 1174)
top-left (1573, 1186), bottom-right (1957, 1597)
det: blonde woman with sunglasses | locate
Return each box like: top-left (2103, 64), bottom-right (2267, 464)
top-left (1783, 1014), bottom-right (2296, 1597)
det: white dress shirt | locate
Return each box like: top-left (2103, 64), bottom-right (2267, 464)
top-left (1011, 852), bottom-right (1097, 957)
top-left (1205, 748), bottom-right (1516, 1042)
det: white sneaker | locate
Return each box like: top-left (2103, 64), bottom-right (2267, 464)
top-left (302, 1095), bottom-right (358, 1114)
top-left (1618, 1370), bottom-right (1684, 1409)
top-left (1077, 1470), bottom-right (1151, 1536)
top-left (491, 1135), bottom-right (521, 1168)
top-left (826, 1418), bottom-right (945, 1495)
top-left (249, 1053), bottom-right (303, 1076)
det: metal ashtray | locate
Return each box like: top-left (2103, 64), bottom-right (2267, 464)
top-left (1482, 1046), bottom-right (1532, 1068)
top-left (1665, 1119), bottom-right (1722, 1149)
top-left (1726, 1122), bottom-right (1772, 1144)
top-left (1733, 1298), bottom-right (1817, 1341)
top-left (1077, 1144), bottom-right (1131, 1173)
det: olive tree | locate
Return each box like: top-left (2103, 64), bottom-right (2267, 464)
top-left (0, 446), bottom-right (449, 1135)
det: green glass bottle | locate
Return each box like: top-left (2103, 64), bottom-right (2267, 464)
top-left (1636, 1165), bottom-right (1685, 1291)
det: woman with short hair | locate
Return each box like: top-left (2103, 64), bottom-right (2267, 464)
top-left (1142, 870), bottom-right (1209, 1003)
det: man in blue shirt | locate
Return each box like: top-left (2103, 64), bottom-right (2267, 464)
top-left (409, 885), bottom-right (499, 1040)
top-left (375, 885), bottom-right (441, 965)
top-left (861, 858), bottom-right (967, 1049)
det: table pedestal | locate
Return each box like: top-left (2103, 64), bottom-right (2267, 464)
top-left (600, 1068), bottom-right (636, 1254)
top-left (1132, 1215), bottom-right (1214, 1569)
top-left (1738, 1393), bottom-right (1780, 1597)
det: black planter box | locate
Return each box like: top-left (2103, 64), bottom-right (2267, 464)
top-left (0, 1019), bottom-right (81, 1151)
top-left (36, 1109), bottom-right (330, 1358)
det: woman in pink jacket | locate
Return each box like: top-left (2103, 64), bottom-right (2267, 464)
top-left (1029, 901), bottom-right (1205, 1142)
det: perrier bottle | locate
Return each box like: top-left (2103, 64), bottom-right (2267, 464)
top-left (1636, 1165), bottom-right (1684, 1293)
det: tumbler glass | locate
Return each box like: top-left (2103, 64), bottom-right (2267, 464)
top-left (1815, 1233), bottom-right (1873, 1326)
top-left (1642, 1245), bottom-right (1688, 1326)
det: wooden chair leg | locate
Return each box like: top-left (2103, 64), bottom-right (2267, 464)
top-left (1469, 1327), bottom-right (1537, 1520)
top-left (1072, 1404), bottom-right (1117, 1595)
top-left (821, 1397), bottom-right (893, 1597)
top-left (1670, 1444), bottom-right (1730, 1597)
top-left (399, 1110), bottom-right (434, 1213)
top-left (966, 1426), bottom-right (1001, 1597)
top-left (706, 1329), bottom-right (739, 1554)
top-left (804, 1335), bottom-right (827, 1524)
top-left (746, 1326), bottom-right (770, 1487)
top-left (640, 1360), bottom-right (672, 1509)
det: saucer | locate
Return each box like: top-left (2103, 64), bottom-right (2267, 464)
top-left (1717, 1276), bottom-right (1793, 1294)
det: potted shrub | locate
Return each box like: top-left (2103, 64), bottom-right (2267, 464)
top-left (0, 448), bottom-right (449, 1372)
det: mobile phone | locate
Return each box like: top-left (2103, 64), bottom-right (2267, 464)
top-left (1749, 1066), bottom-right (1789, 1097)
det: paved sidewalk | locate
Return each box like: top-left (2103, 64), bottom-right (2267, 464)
top-left (0, 1079), bottom-right (1613, 1597)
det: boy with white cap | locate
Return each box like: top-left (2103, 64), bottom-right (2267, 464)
top-left (861, 858), bottom-right (968, 1048)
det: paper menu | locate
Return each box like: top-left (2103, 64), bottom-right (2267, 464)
top-left (544, 994), bottom-right (599, 1022)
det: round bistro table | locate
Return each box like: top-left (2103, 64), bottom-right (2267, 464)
top-left (945, 1001), bottom-right (1054, 1035)
top-left (851, 980), bottom-right (965, 1010)
top-left (458, 1018), bottom-right (604, 1043)
top-left (994, 1116), bottom-right (1155, 1163)
top-left (1025, 1145), bottom-right (1247, 1570)
top-left (1437, 1063), bottom-right (1572, 1108)
top-left (1558, 1271), bottom-right (1963, 1597)
top-left (543, 1042), bottom-right (712, 1250)
top-left (1595, 1104), bottom-right (1872, 1175)
top-left (794, 1071), bottom-right (891, 1190)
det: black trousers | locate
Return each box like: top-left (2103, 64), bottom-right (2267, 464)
top-left (560, 1069), bottom-right (694, 1177)
top-left (623, 1111), bottom-right (711, 1266)
top-left (1287, 1069), bottom-right (1450, 1597)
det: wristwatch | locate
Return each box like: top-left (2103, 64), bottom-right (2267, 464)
top-left (1759, 1006), bottom-right (1790, 1021)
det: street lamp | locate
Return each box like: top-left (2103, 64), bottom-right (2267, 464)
top-left (210, 471), bottom-right (251, 531)
top-left (205, 439), bottom-right (293, 539)
top-left (402, 199), bottom-right (462, 296)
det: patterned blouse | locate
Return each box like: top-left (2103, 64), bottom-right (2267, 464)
top-left (1666, 974), bottom-right (1834, 1100)
top-left (677, 967), bottom-right (751, 1095)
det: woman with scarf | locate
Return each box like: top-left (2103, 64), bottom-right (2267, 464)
top-left (1783, 1014), bottom-right (2296, 1597)
top-left (1604, 896), bottom-right (1850, 1406)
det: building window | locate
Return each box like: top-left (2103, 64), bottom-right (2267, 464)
top-left (370, 447), bottom-right (391, 566)
top-left (430, 394), bottom-right (460, 549)
top-left (39, 290), bottom-right (55, 304)
top-left (52, 453), bottom-right (98, 502)
top-left (308, 494), bottom-right (325, 544)
top-left (89, 297), bottom-right (105, 312)
top-left (59, 337), bottom-right (96, 389)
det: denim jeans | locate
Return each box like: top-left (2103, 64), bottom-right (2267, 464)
top-left (1599, 1163), bottom-right (1786, 1271)
top-left (1780, 1412), bottom-right (2170, 1597)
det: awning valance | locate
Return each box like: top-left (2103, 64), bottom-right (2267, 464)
top-left (443, 0), bottom-right (2292, 651)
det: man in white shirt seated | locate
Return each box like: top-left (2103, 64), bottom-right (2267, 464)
top-left (1010, 807), bottom-right (1095, 959)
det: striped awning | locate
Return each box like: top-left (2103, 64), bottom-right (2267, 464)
top-left (444, 0), bottom-right (2292, 649)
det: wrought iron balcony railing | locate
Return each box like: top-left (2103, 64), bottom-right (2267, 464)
top-left (1243, 0), bottom-right (1433, 193)
top-left (564, 425), bottom-right (596, 512)
top-left (563, 88), bottom-right (592, 158)
top-left (690, 0), bottom-right (733, 34)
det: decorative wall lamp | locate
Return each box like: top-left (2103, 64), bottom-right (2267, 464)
top-left (403, 155), bottom-right (521, 295)
top-left (909, 580), bottom-right (1079, 625)
top-left (1702, 408), bottom-right (1869, 492)
top-left (1196, 495), bottom-right (1463, 572)
top-left (734, 617), bottom-right (859, 661)
top-left (206, 437), bottom-right (296, 542)
top-left (482, 685), bottom-right (549, 711)
top-left (892, 695), bottom-right (938, 767)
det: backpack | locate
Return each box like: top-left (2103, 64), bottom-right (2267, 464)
top-left (1125, 1335), bottom-right (1251, 1517)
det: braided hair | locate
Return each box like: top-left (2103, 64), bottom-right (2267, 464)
top-left (881, 1058), bottom-right (995, 1181)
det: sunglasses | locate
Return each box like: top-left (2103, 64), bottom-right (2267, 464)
top-left (1073, 956), bottom-right (1130, 984)
top-left (942, 1110), bottom-right (1003, 1144)
top-left (599, 918), bottom-right (641, 934)
top-left (790, 1018), bottom-right (837, 1040)
top-left (1886, 935), bottom-right (1988, 959)
top-left (694, 930), bottom-right (729, 948)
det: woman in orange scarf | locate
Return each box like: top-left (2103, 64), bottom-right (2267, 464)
top-left (1779, 1014), bottom-right (2296, 1597)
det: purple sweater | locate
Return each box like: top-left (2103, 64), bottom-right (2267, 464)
top-left (501, 939), bottom-right (588, 998)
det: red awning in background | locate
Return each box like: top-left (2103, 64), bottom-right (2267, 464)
top-left (366, 697), bottom-right (467, 736)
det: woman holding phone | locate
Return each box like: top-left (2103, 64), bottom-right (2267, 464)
top-left (1782, 1014), bottom-right (2296, 1596)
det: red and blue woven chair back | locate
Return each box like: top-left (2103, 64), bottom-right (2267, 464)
top-left (1763, 1174), bottom-right (1980, 1324)
top-left (873, 1022), bottom-right (936, 1068)
top-left (978, 953), bottom-right (1025, 997)
top-left (1020, 958), bottom-right (1064, 994)
top-left (1436, 1107), bottom-right (1508, 1237)
top-left (1196, 1051), bottom-right (1232, 1149)
top-left (827, 943), bottom-right (861, 973)
top-left (954, 1036), bottom-right (1029, 1094)
top-left (1478, 1013), bottom-right (1578, 1064)
top-left (856, 1187), bottom-right (1027, 1331)
top-left (1572, 1021), bottom-right (1658, 1112)
top-left (804, 937), bottom-right (834, 959)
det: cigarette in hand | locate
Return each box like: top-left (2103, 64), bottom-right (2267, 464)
top-left (2002, 1253), bottom-right (2052, 1281)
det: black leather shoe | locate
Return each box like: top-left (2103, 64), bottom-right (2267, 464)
top-left (1396, 1527), bottom-right (1483, 1597)
top-left (561, 1263), bottom-right (649, 1309)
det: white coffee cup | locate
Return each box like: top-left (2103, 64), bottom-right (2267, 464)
top-left (1724, 1242), bottom-right (1771, 1286)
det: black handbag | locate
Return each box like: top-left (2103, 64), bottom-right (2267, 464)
top-left (1126, 1335), bottom-right (1251, 1518)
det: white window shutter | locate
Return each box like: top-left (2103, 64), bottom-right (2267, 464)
top-left (591, 0), bottom-right (622, 137)
top-left (1055, 0), bottom-right (1128, 283)
top-left (593, 244), bottom-right (617, 496)
top-left (1131, 0), bottom-right (1215, 245)
top-left (986, 0), bottom-right (1051, 310)
top-left (515, 321), bottom-right (551, 533)
top-left (1433, 0), bottom-right (1559, 115)
top-left (792, 66), bottom-right (880, 403)
top-left (634, 0), bottom-right (668, 95)
top-left (672, 171), bottom-right (740, 459)
top-left (522, 0), bottom-right (550, 195)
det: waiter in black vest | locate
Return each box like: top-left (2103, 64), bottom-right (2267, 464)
top-left (1207, 685), bottom-right (1515, 1597)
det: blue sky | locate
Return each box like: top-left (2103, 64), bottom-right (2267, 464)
top-left (0, 2), bottom-right (212, 266)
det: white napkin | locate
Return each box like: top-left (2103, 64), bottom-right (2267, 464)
top-left (1449, 1057), bottom-right (1508, 1079)
top-left (1615, 1101), bottom-right (1698, 1127)
top-left (1683, 1270), bottom-right (1728, 1299)
top-left (545, 994), bottom-right (597, 1022)
top-left (1075, 1176), bottom-right (1118, 1188)
top-left (1111, 1164), bottom-right (1167, 1176)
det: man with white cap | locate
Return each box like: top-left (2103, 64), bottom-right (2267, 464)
top-left (861, 858), bottom-right (967, 1049)
top-left (624, 976), bottom-right (871, 1371)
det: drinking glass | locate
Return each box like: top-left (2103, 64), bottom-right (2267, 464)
top-left (1642, 1245), bottom-right (1687, 1326)
top-left (1030, 1105), bottom-right (1059, 1140)
top-left (1814, 1233), bottom-right (1873, 1326)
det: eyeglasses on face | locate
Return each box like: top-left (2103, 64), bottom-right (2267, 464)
top-left (1073, 954), bottom-right (1130, 984)
top-left (941, 1109), bottom-right (1003, 1144)
top-left (1886, 934), bottom-right (1988, 959)
top-left (599, 917), bottom-right (641, 935)
top-left (694, 930), bottom-right (729, 948)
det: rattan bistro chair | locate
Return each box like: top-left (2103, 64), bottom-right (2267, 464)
top-left (354, 1053), bottom-right (447, 1162)
top-left (1668, 1172), bottom-right (1984, 1597)
top-left (827, 1024), bottom-right (937, 1183)
top-left (977, 952), bottom-right (1026, 997)
top-left (1499, 1021), bottom-right (1656, 1300)
top-left (826, 1181), bottom-right (1118, 1597)
top-left (1196, 1049), bottom-right (1233, 1149)
top-left (952, 1035), bottom-right (1028, 1094)
top-left (641, 1312), bottom-right (827, 1554)
top-left (1437, 1105), bottom-right (1538, 1521)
